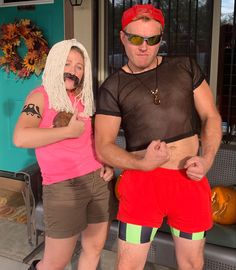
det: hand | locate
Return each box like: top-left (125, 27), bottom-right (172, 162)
top-left (184, 156), bottom-right (210, 181)
top-left (142, 140), bottom-right (170, 171)
top-left (100, 165), bottom-right (114, 182)
top-left (67, 110), bottom-right (85, 138)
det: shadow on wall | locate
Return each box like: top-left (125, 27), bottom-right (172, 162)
top-left (3, 99), bottom-right (15, 117)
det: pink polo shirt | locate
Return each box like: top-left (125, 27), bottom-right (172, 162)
top-left (32, 86), bottom-right (102, 185)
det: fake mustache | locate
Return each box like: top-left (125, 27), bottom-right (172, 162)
top-left (63, 73), bottom-right (80, 87)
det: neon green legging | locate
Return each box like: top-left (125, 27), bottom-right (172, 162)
top-left (118, 221), bottom-right (206, 244)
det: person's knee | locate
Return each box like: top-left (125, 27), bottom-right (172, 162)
top-left (178, 257), bottom-right (204, 270)
top-left (81, 240), bottom-right (104, 256)
top-left (116, 239), bottom-right (150, 270)
top-left (117, 258), bottom-right (144, 270)
top-left (117, 255), bottom-right (146, 270)
top-left (192, 258), bottom-right (204, 270)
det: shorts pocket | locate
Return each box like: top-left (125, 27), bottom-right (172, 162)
top-left (116, 171), bottom-right (127, 199)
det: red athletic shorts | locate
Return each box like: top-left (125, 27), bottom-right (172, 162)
top-left (117, 167), bottom-right (213, 233)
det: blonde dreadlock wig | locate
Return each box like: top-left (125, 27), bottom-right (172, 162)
top-left (42, 39), bottom-right (94, 116)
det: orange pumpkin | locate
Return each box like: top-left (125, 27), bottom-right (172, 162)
top-left (115, 174), bottom-right (122, 200)
top-left (211, 186), bottom-right (236, 225)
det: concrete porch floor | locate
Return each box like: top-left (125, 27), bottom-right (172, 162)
top-left (0, 250), bottom-right (172, 270)
top-left (0, 217), bottom-right (172, 270)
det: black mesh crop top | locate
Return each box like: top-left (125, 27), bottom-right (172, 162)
top-left (96, 56), bottom-right (205, 152)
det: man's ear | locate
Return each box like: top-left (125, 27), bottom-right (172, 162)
top-left (120, 30), bottom-right (126, 45)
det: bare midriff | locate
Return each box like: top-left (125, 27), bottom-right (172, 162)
top-left (132, 135), bottom-right (200, 169)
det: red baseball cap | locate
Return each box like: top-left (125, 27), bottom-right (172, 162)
top-left (121, 4), bottom-right (165, 30)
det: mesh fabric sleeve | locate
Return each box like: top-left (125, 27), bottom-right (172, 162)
top-left (96, 72), bottom-right (121, 116)
top-left (189, 57), bottom-right (205, 90)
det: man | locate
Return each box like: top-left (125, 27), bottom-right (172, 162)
top-left (95, 4), bottom-right (222, 270)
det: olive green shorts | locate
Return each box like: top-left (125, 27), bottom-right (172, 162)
top-left (43, 169), bottom-right (118, 238)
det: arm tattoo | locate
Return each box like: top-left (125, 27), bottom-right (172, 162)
top-left (21, 103), bottom-right (42, 118)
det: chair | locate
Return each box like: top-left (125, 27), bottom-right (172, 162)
top-left (17, 141), bottom-right (236, 269)
top-left (14, 163), bottom-right (44, 263)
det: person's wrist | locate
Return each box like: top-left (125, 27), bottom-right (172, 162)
top-left (62, 126), bottom-right (73, 139)
top-left (134, 157), bottom-right (155, 171)
top-left (202, 154), bottom-right (214, 172)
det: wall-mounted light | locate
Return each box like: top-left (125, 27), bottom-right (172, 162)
top-left (69, 0), bottom-right (83, 6)
top-left (0, 0), bottom-right (54, 7)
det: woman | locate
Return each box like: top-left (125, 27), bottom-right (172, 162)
top-left (13, 39), bottom-right (117, 270)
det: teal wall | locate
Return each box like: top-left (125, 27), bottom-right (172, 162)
top-left (0, 0), bottom-right (65, 172)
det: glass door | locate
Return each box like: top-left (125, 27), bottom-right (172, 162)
top-left (217, 0), bottom-right (236, 143)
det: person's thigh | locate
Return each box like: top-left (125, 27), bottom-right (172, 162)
top-left (167, 175), bottom-right (212, 233)
top-left (87, 170), bottom-right (118, 224)
top-left (117, 169), bottom-right (165, 227)
top-left (173, 235), bottom-right (205, 270)
top-left (81, 221), bottom-right (110, 251)
top-left (117, 222), bottom-right (158, 270)
top-left (40, 235), bottom-right (79, 269)
top-left (78, 222), bottom-right (111, 270)
top-left (117, 239), bottom-right (151, 270)
top-left (43, 178), bottom-right (91, 238)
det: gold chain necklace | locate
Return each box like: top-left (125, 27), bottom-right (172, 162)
top-left (127, 59), bottom-right (160, 105)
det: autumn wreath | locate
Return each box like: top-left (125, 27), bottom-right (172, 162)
top-left (0, 19), bottom-right (49, 79)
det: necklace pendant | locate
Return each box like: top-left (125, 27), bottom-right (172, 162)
top-left (150, 89), bottom-right (161, 105)
top-left (154, 96), bottom-right (161, 105)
